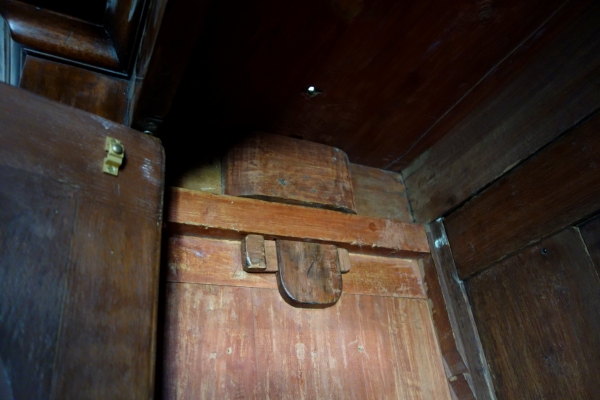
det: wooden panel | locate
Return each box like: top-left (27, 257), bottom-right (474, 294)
top-left (162, 283), bottom-right (450, 399)
top-left (581, 216), bottom-right (600, 276)
top-left (403, 1), bottom-right (600, 222)
top-left (168, 188), bottom-right (429, 258)
top-left (167, 235), bottom-right (426, 299)
top-left (1, 0), bottom-right (121, 70)
top-left (103, 0), bottom-right (146, 67)
top-left (421, 255), bottom-right (467, 378)
top-left (164, 0), bottom-right (569, 170)
top-left (0, 83), bottom-right (164, 398)
top-left (173, 158), bottom-right (222, 194)
top-left (427, 221), bottom-right (495, 400)
top-left (446, 111), bottom-right (600, 279)
top-left (466, 228), bottom-right (600, 399)
top-left (224, 133), bottom-right (356, 213)
top-left (20, 56), bottom-right (129, 123)
top-left (449, 374), bottom-right (476, 400)
top-left (0, 166), bottom-right (77, 400)
top-left (349, 163), bottom-right (412, 222)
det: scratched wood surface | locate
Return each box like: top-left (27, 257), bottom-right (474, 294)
top-left (162, 283), bottom-right (450, 400)
top-left (167, 235), bottom-right (425, 299)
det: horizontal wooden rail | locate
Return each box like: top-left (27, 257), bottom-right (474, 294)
top-left (167, 187), bottom-right (429, 258)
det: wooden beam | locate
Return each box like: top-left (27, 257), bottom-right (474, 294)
top-left (445, 111), bottom-right (600, 279)
top-left (427, 221), bottom-right (496, 400)
top-left (168, 187), bottom-right (429, 258)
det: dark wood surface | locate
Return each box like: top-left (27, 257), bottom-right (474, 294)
top-left (277, 240), bottom-right (342, 307)
top-left (20, 56), bottom-right (129, 123)
top-left (445, 111), bottom-right (600, 279)
top-left (449, 374), bottom-right (476, 400)
top-left (403, 1), bottom-right (600, 222)
top-left (466, 228), bottom-right (600, 399)
top-left (0, 83), bottom-right (164, 398)
top-left (103, 0), bottom-right (146, 69)
top-left (163, 0), bottom-right (570, 171)
top-left (427, 221), bottom-right (495, 400)
top-left (421, 255), bottom-right (468, 378)
top-left (349, 163), bottom-right (412, 222)
top-left (167, 235), bottom-right (426, 299)
top-left (162, 283), bottom-right (450, 399)
top-left (224, 133), bottom-right (356, 213)
top-left (581, 216), bottom-right (600, 277)
top-left (19, 0), bottom-right (106, 23)
top-left (168, 187), bottom-right (429, 258)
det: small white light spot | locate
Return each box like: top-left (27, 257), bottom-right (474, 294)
top-left (308, 86), bottom-right (315, 92)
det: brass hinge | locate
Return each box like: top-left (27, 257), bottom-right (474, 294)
top-left (103, 137), bottom-right (125, 176)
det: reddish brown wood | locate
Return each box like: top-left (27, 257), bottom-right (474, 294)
top-left (277, 240), bottom-right (342, 307)
top-left (466, 228), bottom-right (600, 399)
top-left (103, 0), bottom-right (146, 68)
top-left (167, 235), bottom-right (426, 299)
top-left (446, 111), bottom-right (600, 279)
top-left (168, 188), bottom-right (429, 258)
top-left (163, 283), bottom-right (451, 399)
top-left (164, 0), bottom-right (569, 170)
top-left (349, 163), bottom-right (412, 222)
top-left (0, 83), bottom-right (164, 398)
top-left (403, 1), bottom-right (600, 222)
top-left (448, 374), bottom-right (476, 400)
top-left (421, 255), bottom-right (468, 378)
top-left (1, 0), bottom-right (121, 70)
top-left (241, 234), bottom-right (267, 271)
top-left (224, 133), bottom-right (356, 213)
top-left (20, 56), bottom-right (129, 123)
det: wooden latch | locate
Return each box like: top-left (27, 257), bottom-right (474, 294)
top-left (242, 234), bottom-right (350, 307)
top-left (103, 136), bottom-right (125, 176)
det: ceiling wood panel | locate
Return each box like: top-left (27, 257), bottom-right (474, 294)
top-left (165, 0), bottom-right (569, 169)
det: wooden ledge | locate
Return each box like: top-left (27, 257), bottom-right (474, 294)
top-left (167, 187), bottom-right (429, 258)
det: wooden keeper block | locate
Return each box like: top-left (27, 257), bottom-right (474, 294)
top-left (224, 133), bottom-right (356, 213)
top-left (337, 247), bottom-right (351, 273)
top-left (242, 234), bottom-right (267, 271)
top-left (277, 240), bottom-right (342, 307)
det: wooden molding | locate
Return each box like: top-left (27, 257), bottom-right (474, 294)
top-left (167, 187), bottom-right (429, 259)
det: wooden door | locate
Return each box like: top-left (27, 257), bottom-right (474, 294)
top-left (0, 83), bottom-right (164, 399)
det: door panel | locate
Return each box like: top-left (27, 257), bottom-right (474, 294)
top-left (0, 83), bottom-right (164, 399)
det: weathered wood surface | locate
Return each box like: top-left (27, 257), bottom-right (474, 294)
top-left (427, 221), bottom-right (495, 400)
top-left (168, 188), bottom-right (429, 258)
top-left (162, 283), bottom-right (450, 399)
top-left (337, 247), bottom-right (351, 273)
top-left (349, 163), bottom-right (412, 222)
top-left (421, 255), bottom-right (468, 378)
top-left (0, 83), bottom-right (164, 398)
top-left (445, 111), bottom-right (600, 279)
top-left (224, 133), bottom-right (356, 213)
top-left (449, 374), bottom-right (476, 400)
top-left (277, 240), bottom-right (342, 307)
top-left (403, 1), bottom-right (600, 222)
top-left (466, 228), bottom-right (600, 399)
top-left (242, 234), bottom-right (267, 271)
top-left (580, 216), bottom-right (600, 277)
top-left (20, 56), bottom-right (129, 123)
top-left (167, 235), bottom-right (426, 299)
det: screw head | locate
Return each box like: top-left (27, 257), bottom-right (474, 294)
top-left (112, 143), bottom-right (124, 154)
top-left (108, 166), bottom-right (117, 173)
top-left (541, 248), bottom-right (548, 255)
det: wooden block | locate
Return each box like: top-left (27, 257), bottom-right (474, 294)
top-left (168, 187), bottom-right (429, 259)
top-left (224, 133), bottom-right (356, 213)
top-left (167, 235), bottom-right (426, 299)
top-left (445, 111), bottom-right (600, 279)
top-left (337, 247), bottom-right (351, 273)
top-left (277, 240), bottom-right (342, 307)
top-left (349, 163), bottom-right (412, 222)
top-left (242, 234), bottom-right (266, 271)
top-left (466, 228), bottom-right (600, 399)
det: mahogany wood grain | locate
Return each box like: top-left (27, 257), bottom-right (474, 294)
top-left (224, 133), bottom-right (356, 213)
top-left (466, 228), bottom-right (600, 399)
top-left (421, 255), bottom-right (468, 378)
top-left (166, 235), bottom-right (426, 299)
top-left (403, 1), bottom-right (600, 222)
top-left (1, 0), bottom-right (121, 70)
top-left (103, 0), bottom-right (146, 69)
top-left (427, 221), bottom-right (495, 400)
top-left (277, 240), bottom-right (342, 307)
top-left (20, 56), bottom-right (129, 123)
top-left (0, 82), bottom-right (164, 398)
top-left (162, 283), bottom-right (450, 399)
top-left (168, 188), bottom-right (429, 258)
top-left (349, 163), bottom-right (412, 222)
top-left (445, 111), bottom-right (600, 279)
top-left (580, 216), bottom-right (600, 277)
